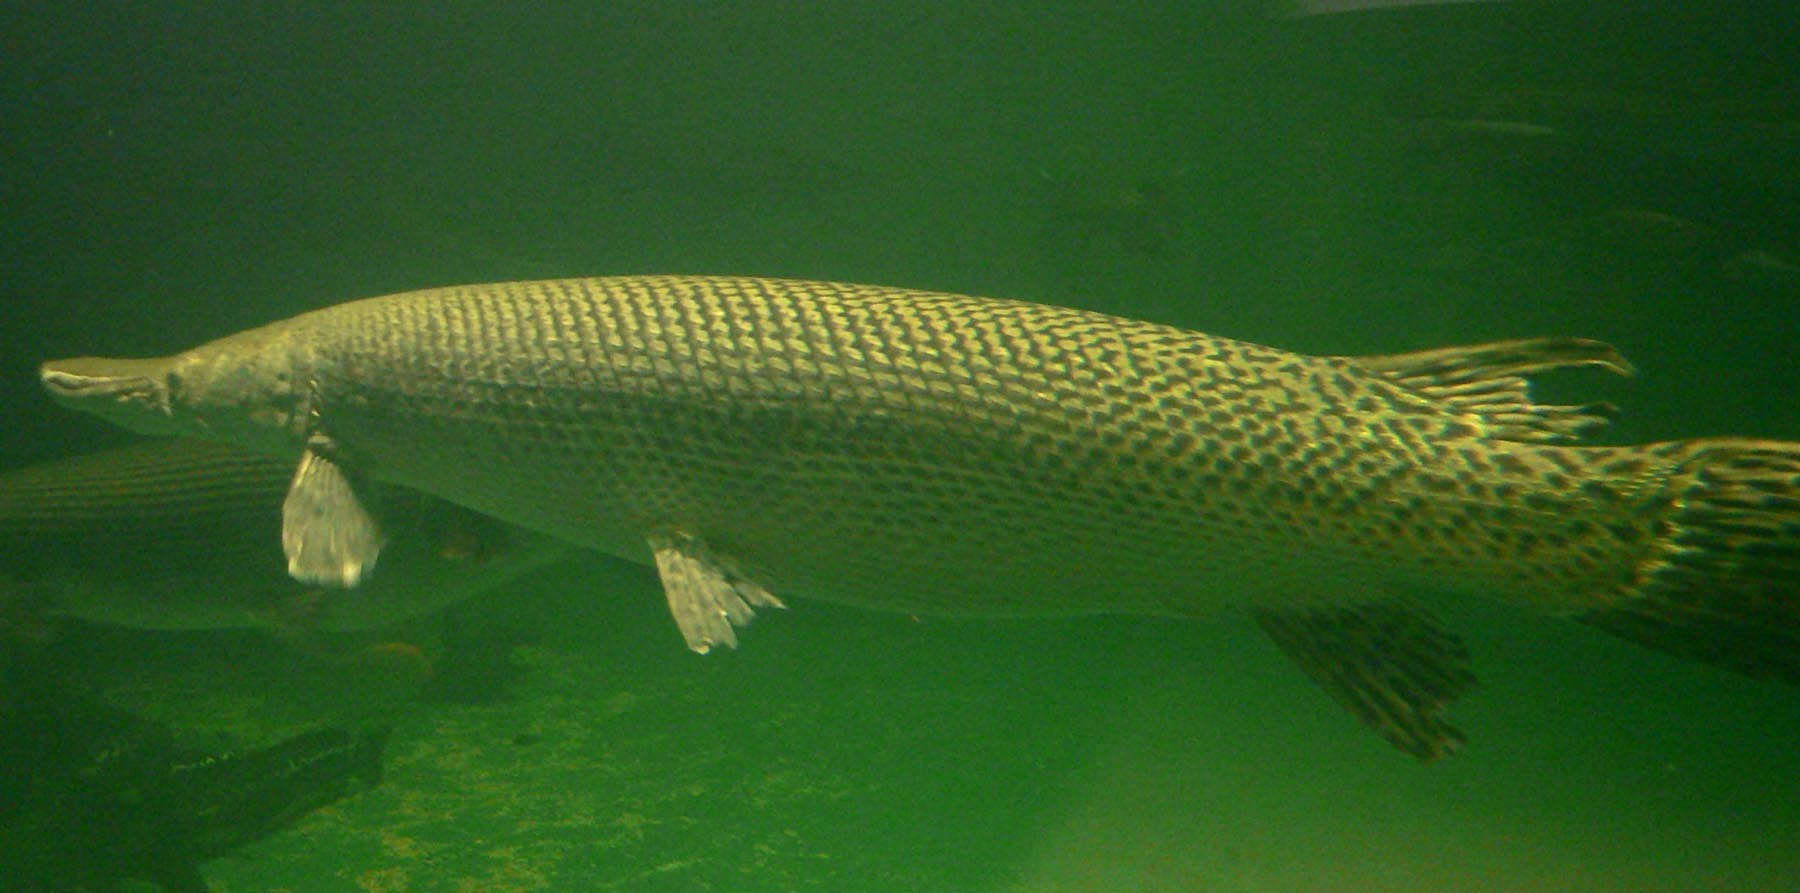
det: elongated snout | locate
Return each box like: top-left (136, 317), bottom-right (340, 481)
top-left (40, 355), bottom-right (184, 436)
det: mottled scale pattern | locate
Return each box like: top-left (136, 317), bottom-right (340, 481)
top-left (0, 439), bottom-right (569, 633)
top-left (0, 439), bottom-right (290, 580)
top-left (276, 276), bottom-right (1672, 618)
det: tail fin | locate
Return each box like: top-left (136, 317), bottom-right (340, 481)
top-left (1582, 438), bottom-right (1800, 684)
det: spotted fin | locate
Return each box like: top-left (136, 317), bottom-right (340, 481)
top-left (1350, 337), bottom-right (1634, 444)
top-left (649, 530), bottom-right (785, 654)
top-left (1254, 601), bottom-right (1476, 762)
top-left (282, 438), bottom-right (385, 587)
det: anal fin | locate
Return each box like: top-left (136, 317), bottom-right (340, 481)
top-left (649, 530), bottom-right (785, 654)
top-left (1254, 601), bottom-right (1477, 762)
top-left (282, 438), bottom-right (385, 587)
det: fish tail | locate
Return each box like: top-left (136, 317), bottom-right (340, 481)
top-left (1582, 438), bottom-right (1800, 684)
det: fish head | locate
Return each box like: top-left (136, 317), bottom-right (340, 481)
top-left (41, 328), bottom-right (308, 454)
top-left (40, 354), bottom-right (186, 436)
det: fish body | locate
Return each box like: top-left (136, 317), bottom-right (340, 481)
top-left (0, 661), bottom-right (388, 892)
top-left (0, 438), bottom-right (570, 633)
top-left (166, 724), bottom-right (389, 860)
top-left (41, 276), bottom-right (1800, 759)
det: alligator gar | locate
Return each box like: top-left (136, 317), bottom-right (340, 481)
top-left (0, 659), bottom-right (389, 893)
top-left (0, 438), bottom-right (569, 633)
top-left (39, 275), bottom-right (1800, 759)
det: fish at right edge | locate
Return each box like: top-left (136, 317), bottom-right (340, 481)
top-left (37, 275), bottom-right (1800, 760)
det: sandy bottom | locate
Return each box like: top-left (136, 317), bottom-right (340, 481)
top-left (47, 557), bottom-right (1800, 892)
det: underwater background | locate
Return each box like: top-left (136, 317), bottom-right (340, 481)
top-left (3, 2), bottom-right (1798, 890)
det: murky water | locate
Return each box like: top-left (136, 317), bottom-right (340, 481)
top-left (4, 3), bottom-right (1797, 890)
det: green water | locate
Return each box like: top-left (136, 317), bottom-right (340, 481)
top-left (4, 2), bottom-right (1798, 890)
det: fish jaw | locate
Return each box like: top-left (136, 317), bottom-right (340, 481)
top-left (39, 355), bottom-right (184, 437)
top-left (42, 326), bottom-right (313, 456)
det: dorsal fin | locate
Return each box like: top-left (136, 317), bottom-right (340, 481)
top-left (1349, 337), bottom-right (1635, 444)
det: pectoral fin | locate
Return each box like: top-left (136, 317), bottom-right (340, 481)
top-left (282, 438), bottom-right (384, 587)
top-left (1254, 601), bottom-right (1476, 761)
top-left (649, 530), bottom-right (785, 654)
